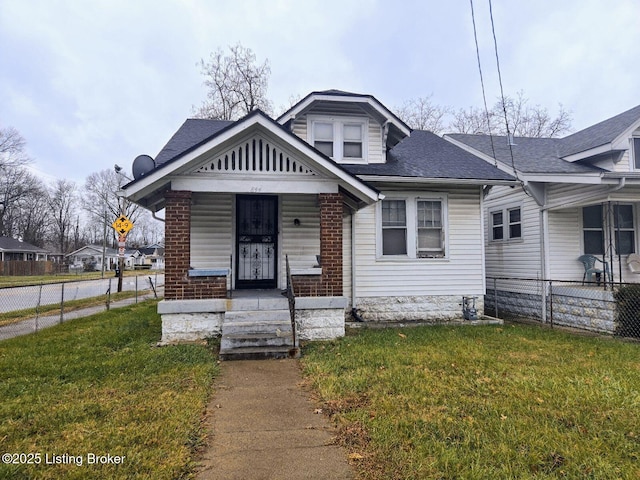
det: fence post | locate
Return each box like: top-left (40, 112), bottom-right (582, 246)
top-left (60, 282), bottom-right (65, 324)
top-left (35, 283), bottom-right (43, 332)
top-left (106, 278), bottom-right (112, 311)
top-left (135, 275), bottom-right (138, 303)
top-left (549, 280), bottom-right (553, 328)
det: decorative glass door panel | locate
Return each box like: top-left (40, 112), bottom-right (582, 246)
top-left (236, 195), bottom-right (277, 288)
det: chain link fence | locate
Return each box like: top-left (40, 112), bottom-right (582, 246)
top-left (486, 277), bottom-right (640, 339)
top-left (0, 273), bottom-right (164, 341)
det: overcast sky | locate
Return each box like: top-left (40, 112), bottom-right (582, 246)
top-left (1, 0), bottom-right (638, 184)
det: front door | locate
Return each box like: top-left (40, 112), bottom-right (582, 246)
top-left (236, 195), bottom-right (278, 289)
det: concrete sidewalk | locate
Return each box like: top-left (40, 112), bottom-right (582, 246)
top-left (196, 359), bottom-right (354, 480)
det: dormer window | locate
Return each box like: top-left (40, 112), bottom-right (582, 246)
top-left (313, 122), bottom-right (334, 157)
top-left (310, 116), bottom-right (367, 163)
top-left (634, 138), bottom-right (640, 170)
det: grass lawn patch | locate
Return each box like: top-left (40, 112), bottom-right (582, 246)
top-left (0, 301), bottom-right (218, 480)
top-left (301, 324), bottom-right (640, 479)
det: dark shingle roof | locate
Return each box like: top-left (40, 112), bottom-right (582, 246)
top-left (447, 134), bottom-right (603, 174)
top-left (154, 118), bottom-right (233, 165)
top-left (0, 237), bottom-right (48, 252)
top-left (560, 104), bottom-right (640, 156)
top-left (346, 130), bottom-right (516, 181)
top-left (149, 116), bottom-right (514, 184)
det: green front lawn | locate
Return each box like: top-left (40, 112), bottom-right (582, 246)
top-left (0, 301), bottom-right (218, 480)
top-left (302, 325), bottom-right (640, 479)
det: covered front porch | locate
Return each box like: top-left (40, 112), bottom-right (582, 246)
top-left (545, 193), bottom-right (640, 285)
top-left (159, 189), bottom-right (353, 350)
top-left (122, 111), bottom-right (381, 354)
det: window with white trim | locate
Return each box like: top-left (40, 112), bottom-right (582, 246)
top-left (380, 195), bottom-right (447, 258)
top-left (582, 205), bottom-right (604, 255)
top-left (614, 204), bottom-right (635, 255)
top-left (309, 117), bottom-right (367, 163)
top-left (313, 122), bottom-right (334, 157)
top-left (417, 200), bottom-right (444, 257)
top-left (491, 211), bottom-right (504, 241)
top-left (490, 206), bottom-right (522, 241)
top-left (382, 200), bottom-right (407, 255)
top-left (633, 138), bottom-right (640, 170)
top-left (508, 207), bottom-right (522, 239)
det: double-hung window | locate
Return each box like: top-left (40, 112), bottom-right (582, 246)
top-left (417, 200), bottom-right (443, 257)
top-left (380, 195), bottom-right (447, 258)
top-left (633, 138), bottom-right (640, 170)
top-left (614, 204), bottom-right (635, 255)
top-left (313, 122), bottom-right (334, 157)
top-left (490, 206), bottom-right (522, 241)
top-left (382, 200), bottom-right (407, 255)
top-left (310, 117), bottom-right (367, 162)
top-left (582, 205), bottom-right (604, 255)
top-left (508, 207), bottom-right (522, 239)
top-left (342, 123), bottom-right (363, 159)
top-left (491, 212), bottom-right (504, 241)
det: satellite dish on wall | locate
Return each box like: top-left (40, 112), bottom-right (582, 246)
top-left (132, 154), bottom-right (156, 180)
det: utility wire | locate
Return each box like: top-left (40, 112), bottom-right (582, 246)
top-left (488, 0), bottom-right (521, 183)
top-left (469, 0), bottom-right (498, 168)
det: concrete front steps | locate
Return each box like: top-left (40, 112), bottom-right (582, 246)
top-left (219, 295), bottom-right (299, 360)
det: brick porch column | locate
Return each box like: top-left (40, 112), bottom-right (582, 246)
top-left (164, 190), bottom-right (192, 300)
top-left (319, 193), bottom-right (343, 296)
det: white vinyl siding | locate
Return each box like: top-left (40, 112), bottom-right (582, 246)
top-left (547, 208), bottom-right (583, 280)
top-left (484, 186), bottom-right (542, 279)
top-left (353, 187), bottom-right (485, 297)
top-left (280, 194), bottom-right (320, 287)
top-left (190, 193), bottom-right (233, 269)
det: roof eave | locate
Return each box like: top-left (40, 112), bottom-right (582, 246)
top-left (355, 175), bottom-right (518, 186)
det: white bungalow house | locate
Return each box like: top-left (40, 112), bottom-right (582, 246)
top-left (66, 244), bottom-right (138, 272)
top-left (446, 104), bottom-right (640, 333)
top-left (122, 90), bottom-right (515, 357)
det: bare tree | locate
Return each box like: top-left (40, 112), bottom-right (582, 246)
top-left (193, 43), bottom-right (272, 120)
top-left (82, 169), bottom-right (141, 246)
top-left (17, 181), bottom-right (49, 246)
top-left (0, 163), bottom-right (44, 239)
top-left (0, 126), bottom-right (29, 169)
top-left (48, 179), bottom-right (78, 254)
top-left (451, 91), bottom-right (572, 138)
top-left (395, 95), bottom-right (451, 134)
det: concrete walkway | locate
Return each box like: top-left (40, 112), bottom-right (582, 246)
top-left (196, 359), bottom-right (354, 480)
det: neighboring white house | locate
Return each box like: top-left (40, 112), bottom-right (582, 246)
top-left (123, 90), bottom-right (516, 351)
top-left (66, 245), bottom-right (138, 272)
top-left (446, 104), bottom-right (640, 332)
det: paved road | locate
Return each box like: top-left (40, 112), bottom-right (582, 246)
top-left (0, 274), bottom-right (164, 313)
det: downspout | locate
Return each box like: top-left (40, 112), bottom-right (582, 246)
top-left (351, 206), bottom-right (358, 315)
top-left (480, 186), bottom-right (487, 294)
top-left (540, 209), bottom-right (549, 322)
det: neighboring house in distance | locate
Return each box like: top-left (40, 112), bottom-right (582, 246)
top-left (123, 89), bottom-right (515, 351)
top-left (446, 104), bottom-right (640, 332)
top-left (0, 237), bottom-right (49, 261)
top-left (137, 245), bottom-right (165, 270)
top-left (66, 245), bottom-right (138, 272)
